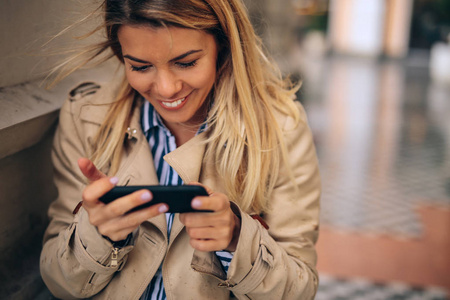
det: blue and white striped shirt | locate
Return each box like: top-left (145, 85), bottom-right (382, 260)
top-left (139, 100), bottom-right (233, 300)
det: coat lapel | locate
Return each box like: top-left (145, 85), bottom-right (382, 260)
top-left (164, 131), bottom-right (208, 244)
top-left (163, 131), bottom-right (207, 184)
top-left (115, 102), bottom-right (168, 235)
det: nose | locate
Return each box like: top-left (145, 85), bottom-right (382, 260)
top-left (154, 69), bottom-right (182, 99)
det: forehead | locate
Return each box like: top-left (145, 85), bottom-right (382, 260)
top-left (117, 25), bottom-right (216, 61)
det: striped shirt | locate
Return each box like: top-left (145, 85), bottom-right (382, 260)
top-left (139, 100), bottom-right (233, 300)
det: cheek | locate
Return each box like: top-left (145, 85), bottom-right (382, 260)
top-left (189, 67), bottom-right (216, 91)
top-left (125, 71), bottom-right (148, 93)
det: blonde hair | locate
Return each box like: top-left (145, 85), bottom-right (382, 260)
top-left (55, 0), bottom-right (300, 214)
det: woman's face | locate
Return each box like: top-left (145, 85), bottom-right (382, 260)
top-left (118, 25), bottom-right (218, 130)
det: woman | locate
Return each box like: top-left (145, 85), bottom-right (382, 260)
top-left (40, 0), bottom-right (321, 299)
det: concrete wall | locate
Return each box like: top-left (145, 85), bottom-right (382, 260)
top-left (0, 125), bottom-right (57, 298)
top-left (0, 0), bottom-right (102, 87)
top-left (0, 0), bottom-right (107, 298)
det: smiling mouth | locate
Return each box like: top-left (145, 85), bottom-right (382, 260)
top-left (161, 97), bottom-right (186, 108)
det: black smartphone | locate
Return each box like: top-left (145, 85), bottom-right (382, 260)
top-left (99, 185), bottom-right (211, 213)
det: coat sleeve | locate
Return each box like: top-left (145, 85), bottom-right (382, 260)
top-left (194, 102), bottom-right (321, 299)
top-left (39, 91), bottom-right (133, 299)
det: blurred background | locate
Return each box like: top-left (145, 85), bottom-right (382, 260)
top-left (0, 0), bottom-right (449, 299)
top-left (252, 0), bottom-right (450, 299)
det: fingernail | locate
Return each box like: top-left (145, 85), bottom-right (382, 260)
top-left (192, 199), bottom-right (201, 208)
top-left (141, 191), bottom-right (151, 201)
top-left (159, 204), bottom-right (168, 213)
top-left (110, 177), bottom-right (119, 185)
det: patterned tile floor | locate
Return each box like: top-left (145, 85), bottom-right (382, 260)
top-left (300, 55), bottom-right (450, 237)
top-left (297, 53), bottom-right (450, 299)
top-left (316, 275), bottom-right (448, 300)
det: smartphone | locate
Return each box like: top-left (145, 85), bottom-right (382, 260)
top-left (99, 185), bottom-right (211, 213)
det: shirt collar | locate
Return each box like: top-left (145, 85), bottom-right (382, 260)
top-left (141, 100), bottom-right (171, 136)
top-left (141, 100), bottom-right (208, 137)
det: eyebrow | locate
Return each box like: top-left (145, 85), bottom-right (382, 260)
top-left (123, 50), bottom-right (203, 64)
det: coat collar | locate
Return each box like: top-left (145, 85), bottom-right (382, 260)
top-left (118, 99), bottom-right (208, 185)
top-left (74, 78), bottom-right (208, 185)
top-left (163, 131), bottom-right (207, 184)
top-left (117, 97), bottom-right (208, 240)
top-left (75, 79), bottom-right (208, 239)
top-left (162, 131), bottom-right (208, 244)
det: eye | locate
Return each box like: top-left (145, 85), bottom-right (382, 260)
top-left (130, 65), bottom-right (150, 72)
top-left (176, 60), bottom-right (198, 69)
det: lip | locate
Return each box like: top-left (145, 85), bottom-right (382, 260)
top-left (158, 92), bottom-right (191, 111)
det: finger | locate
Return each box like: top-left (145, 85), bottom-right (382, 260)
top-left (82, 177), bottom-right (118, 208)
top-left (121, 203), bottom-right (168, 228)
top-left (191, 193), bottom-right (229, 212)
top-left (189, 238), bottom-right (229, 252)
top-left (187, 182), bottom-right (214, 195)
top-left (182, 211), bottom-right (235, 234)
top-left (98, 203), bottom-right (169, 239)
top-left (78, 157), bottom-right (106, 182)
top-left (104, 189), bottom-right (154, 218)
top-left (181, 211), bottom-right (222, 227)
top-left (98, 223), bottom-right (137, 242)
top-left (186, 226), bottom-right (230, 241)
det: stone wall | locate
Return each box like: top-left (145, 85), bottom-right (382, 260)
top-left (0, 0), bottom-right (108, 298)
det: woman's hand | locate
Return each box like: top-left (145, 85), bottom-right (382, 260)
top-left (179, 183), bottom-right (241, 252)
top-left (78, 157), bottom-right (168, 242)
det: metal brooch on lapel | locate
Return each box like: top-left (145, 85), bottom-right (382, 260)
top-left (126, 127), bottom-right (137, 139)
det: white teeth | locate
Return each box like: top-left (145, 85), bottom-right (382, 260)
top-left (162, 97), bottom-right (185, 108)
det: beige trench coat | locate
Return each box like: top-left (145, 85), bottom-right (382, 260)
top-left (40, 80), bottom-right (321, 300)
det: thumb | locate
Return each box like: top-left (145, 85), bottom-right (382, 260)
top-left (188, 181), bottom-right (214, 196)
top-left (78, 157), bottom-right (106, 182)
